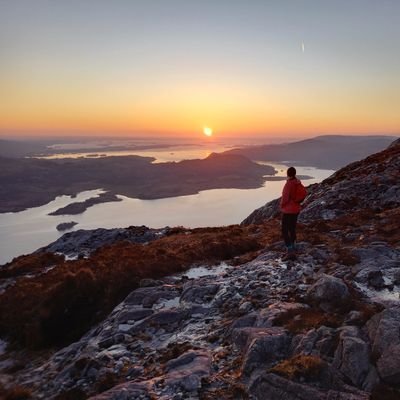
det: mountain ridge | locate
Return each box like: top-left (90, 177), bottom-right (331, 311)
top-left (0, 139), bottom-right (399, 399)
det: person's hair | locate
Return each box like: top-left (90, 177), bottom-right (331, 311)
top-left (287, 167), bottom-right (296, 178)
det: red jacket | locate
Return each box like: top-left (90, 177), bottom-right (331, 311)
top-left (280, 178), bottom-right (302, 214)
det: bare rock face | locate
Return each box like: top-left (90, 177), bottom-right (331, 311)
top-left (164, 350), bottom-right (211, 392)
top-left (231, 327), bottom-right (290, 375)
top-left (307, 274), bottom-right (351, 311)
top-left (332, 326), bottom-right (377, 390)
top-left (367, 307), bottom-right (400, 385)
top-left (376, 344), bottom-right (400, 385)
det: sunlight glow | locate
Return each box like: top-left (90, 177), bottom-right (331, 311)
top-left (203, 126), bottom-right (213, 137)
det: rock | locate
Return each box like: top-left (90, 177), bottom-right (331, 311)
top-left (376, 344), bottom-right (400, 385)
top-left (39, 225), bottom-right (167, 259)
top-left (367, 270), bottom-right (386, 289)
top-left (117, 308), bottom-right (153, 323)
top-left (139, 278), bottom-right (163, 287)
top-left (88, 382), bottom-right (149, 399)
top-left (232, 327), bottom-right (290, 375)
top-left (124, 287), bottom-right (179, 308)
top-left (180, 282), bottom-right (220, 304)
top-left (332, 327), bottom-right (372, 389)
top-left (146, 309), bottom-right (188, 327)
top-left (255, 302), bottom-right (309, 328)
top-left (248, 372), bottom-right (370, 400)
top-left (367, 307), bottom-right (400, 358)
top-left (164, 350), bottom-right (211, 392)
top-left (307, 274), bottom-right (350, 311)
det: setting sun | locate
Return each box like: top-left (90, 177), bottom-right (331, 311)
top-left (203, 127), bottom-right (213, 137)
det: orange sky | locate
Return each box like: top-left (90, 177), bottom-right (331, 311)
top-left (1, 1), bottom-right (399, 138)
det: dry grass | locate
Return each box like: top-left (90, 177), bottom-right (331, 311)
top-left (0, 225), bottom-right (267, 348)
top-left (273, 307), bottom-right (343, 334)
top-left (270, 355), bottom-right (324, 380)
top-left (0, 385), bottom-right (32, 400)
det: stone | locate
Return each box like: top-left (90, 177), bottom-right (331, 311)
top-left (307, 274), bottom-right (350, 311)
top-left (332, 327), bottom-right (372, 388)
top-left (248, 372), bottom-right (370, 400)
top-left (147, 309), bottom-right (188, 327)
top-left (140, 278), bottom-right (162, 287)
top-left (367, 270), bottom-right (386, 289)
top-left (376, 344), bottom-right (400, 385)
top-left (164, 350), bottom-right (211, 392)
top-left (124, 287), bottom-right (179, 308)
top-left (232, 327), bottom-right (290, 375)
top-left (180, 282), bottom-right (220, 304)
top-left (117, 308), bottom-right (153, 322)
top-left (367, 307), bottom-right (400, 358)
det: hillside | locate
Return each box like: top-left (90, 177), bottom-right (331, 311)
top-left (223, 135), bottom-right (397, 169)
top-left (0, 139), bottom-right (399, 399)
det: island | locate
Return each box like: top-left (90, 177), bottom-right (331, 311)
top-left (0, 153), bottom-right (277, 213)
top-left (49, 192), bottom-right (122, 216)
top-left (56, 221), bottom-right (78, 231)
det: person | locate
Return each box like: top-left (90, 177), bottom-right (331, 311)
top-left (280, 166), bottom-right (303, 260)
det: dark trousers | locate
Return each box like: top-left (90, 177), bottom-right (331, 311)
top-left (282, 213), bottom-right (299, 248)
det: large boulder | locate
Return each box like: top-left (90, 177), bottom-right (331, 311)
top-left (232, 327), bottom-right (290, 375)
top-left (307, 274), bottom-right (351, 311)
top-left (332, 326), bottom-right (377, 390)
top-left (367, 307), bottom-right (400, 385)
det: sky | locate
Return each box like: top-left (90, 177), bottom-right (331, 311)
top-left (0, 0), bottom-right (399, 138)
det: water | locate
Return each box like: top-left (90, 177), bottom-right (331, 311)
top-left (0, 154), bottom-right (333, 265)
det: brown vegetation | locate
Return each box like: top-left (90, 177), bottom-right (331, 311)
top-left (0, 385), bottom-right (32, 400)
top-left (270, 355), bottom-right (324, 380)
top-left (0, 252), bottom-right (64, 279)
top-left (273, 307), bottom-right (343, 334)
top-left (0, 225), bottom-right (268, 348)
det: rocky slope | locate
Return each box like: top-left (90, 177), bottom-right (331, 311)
top-left (0, 139), bottom-right (400, 400)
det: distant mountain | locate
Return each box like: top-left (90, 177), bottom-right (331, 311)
top-left (223, 135), bottom-right (398, 169)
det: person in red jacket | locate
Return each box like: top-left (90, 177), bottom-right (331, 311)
top-left (280, 166), bottom-right (302, 259)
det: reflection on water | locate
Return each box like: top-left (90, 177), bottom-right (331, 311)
top-left (0, 162), bottom-right (333, 265)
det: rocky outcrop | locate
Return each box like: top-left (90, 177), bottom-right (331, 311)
top-left (243, 137), bottom-right (400, 225)
top-left (2, 237), bottom-right (398, 399)
top-left (38, 225), bottom-right (169, 259)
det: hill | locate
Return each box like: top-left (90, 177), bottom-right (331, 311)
top-left (223, 134), bottom-right (397, 169)
top-left (0, 139), bottom-right (399, 399)
top-left (0, 153), bottom-right (275, 213)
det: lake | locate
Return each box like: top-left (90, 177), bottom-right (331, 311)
top-left (0, 158), bottom-right (333, 265)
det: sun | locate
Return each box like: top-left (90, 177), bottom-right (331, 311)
top-left (203, 126), bottom-right (213, 137)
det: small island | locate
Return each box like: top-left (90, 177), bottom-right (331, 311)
top-left (56, 221), bottom-right (78, 232)
top-left (49, 192), bottom-right (122, 216)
